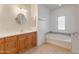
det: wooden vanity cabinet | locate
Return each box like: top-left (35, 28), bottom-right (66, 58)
top-left (24, 32), bottom-right (37, 50)
top-left (0, 38), bottom-right (5, 54)
top-left (4, 36), bottom-right (18, 54)
top-left (24, 33), bottom-right (33, 50)
top-left (18, 34), bottom-right (26, 53)
top-left (0, 32), bottom-right (37, 54)
top-left (18, 32), bottom-right (37, 53)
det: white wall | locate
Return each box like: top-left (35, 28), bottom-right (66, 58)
top-left (71, 5), bottom-right (79, 53)
top-left (50, 5), bottom-right (77, 33)
top-left (76, 5), bottom-right (79, 33)
top-left (37, 5), bottom-right (50, 46)
top-left (0, 4), bottom-right (36, 36)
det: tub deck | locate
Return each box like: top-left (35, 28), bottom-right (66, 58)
top-left (45, 32), bottom-right (71, 50)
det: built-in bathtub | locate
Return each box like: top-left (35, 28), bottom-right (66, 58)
top-left (45, 32), bottom-right (71, 50)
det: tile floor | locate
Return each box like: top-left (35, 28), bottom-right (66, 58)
top-left (23, 43), bottom-right (72, 54)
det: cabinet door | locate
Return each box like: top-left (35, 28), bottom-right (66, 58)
top-left (18, 34), bottom-right (26, 52)
top-left (25, 33), bottom-right (33, 50)
top-left (0, 38), bottom-right (4, 54)
top-left (32, 32), bottom-right (37, 47)
top-left (5, 36), bottom-right (18, 54)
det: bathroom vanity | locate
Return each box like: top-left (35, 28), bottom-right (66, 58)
top-left (0, 31), bottom-right (37, 54)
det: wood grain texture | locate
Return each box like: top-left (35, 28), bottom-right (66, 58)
top-left (18, 34), bottom-right (26, 52)
top-left (32, 32), bottom-right (37, 47)
top-left (4, 36), bottom-right (18, 54)
top-left (0, 32), bottom-right (37, 54)
top-left (25, 33), bottom-right (33, 50)
top-left (0, 38), bottom-right (5, 54)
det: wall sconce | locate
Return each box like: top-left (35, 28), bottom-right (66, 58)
top-left (17, 5), bottom-right (28, 14)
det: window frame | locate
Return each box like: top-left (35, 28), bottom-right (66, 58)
top-left (57, 16), bottom-right (65, 30)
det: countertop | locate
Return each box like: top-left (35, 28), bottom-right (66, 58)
top-left (0, 27), bottom-right (37, 38)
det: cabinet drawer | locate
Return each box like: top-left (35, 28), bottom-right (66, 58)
top-left (26, 33), bottom-right (33, 39)
top-left (5, 36), bottom-right (17, 42)
top-left (18, 34), bottom-right (26, 40)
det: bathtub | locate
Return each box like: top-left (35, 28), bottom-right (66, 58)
top-left (45, 33), bottom-right (71, 49)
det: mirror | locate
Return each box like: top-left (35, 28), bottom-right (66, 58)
top-left (15, 13), bottom-right (27, 24)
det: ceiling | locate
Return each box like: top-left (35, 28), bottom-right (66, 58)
top-left (43, 4), bottom-right (65, 10)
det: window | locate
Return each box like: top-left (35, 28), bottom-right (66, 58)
top-left (57, 16), bottom-right (65, 30)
